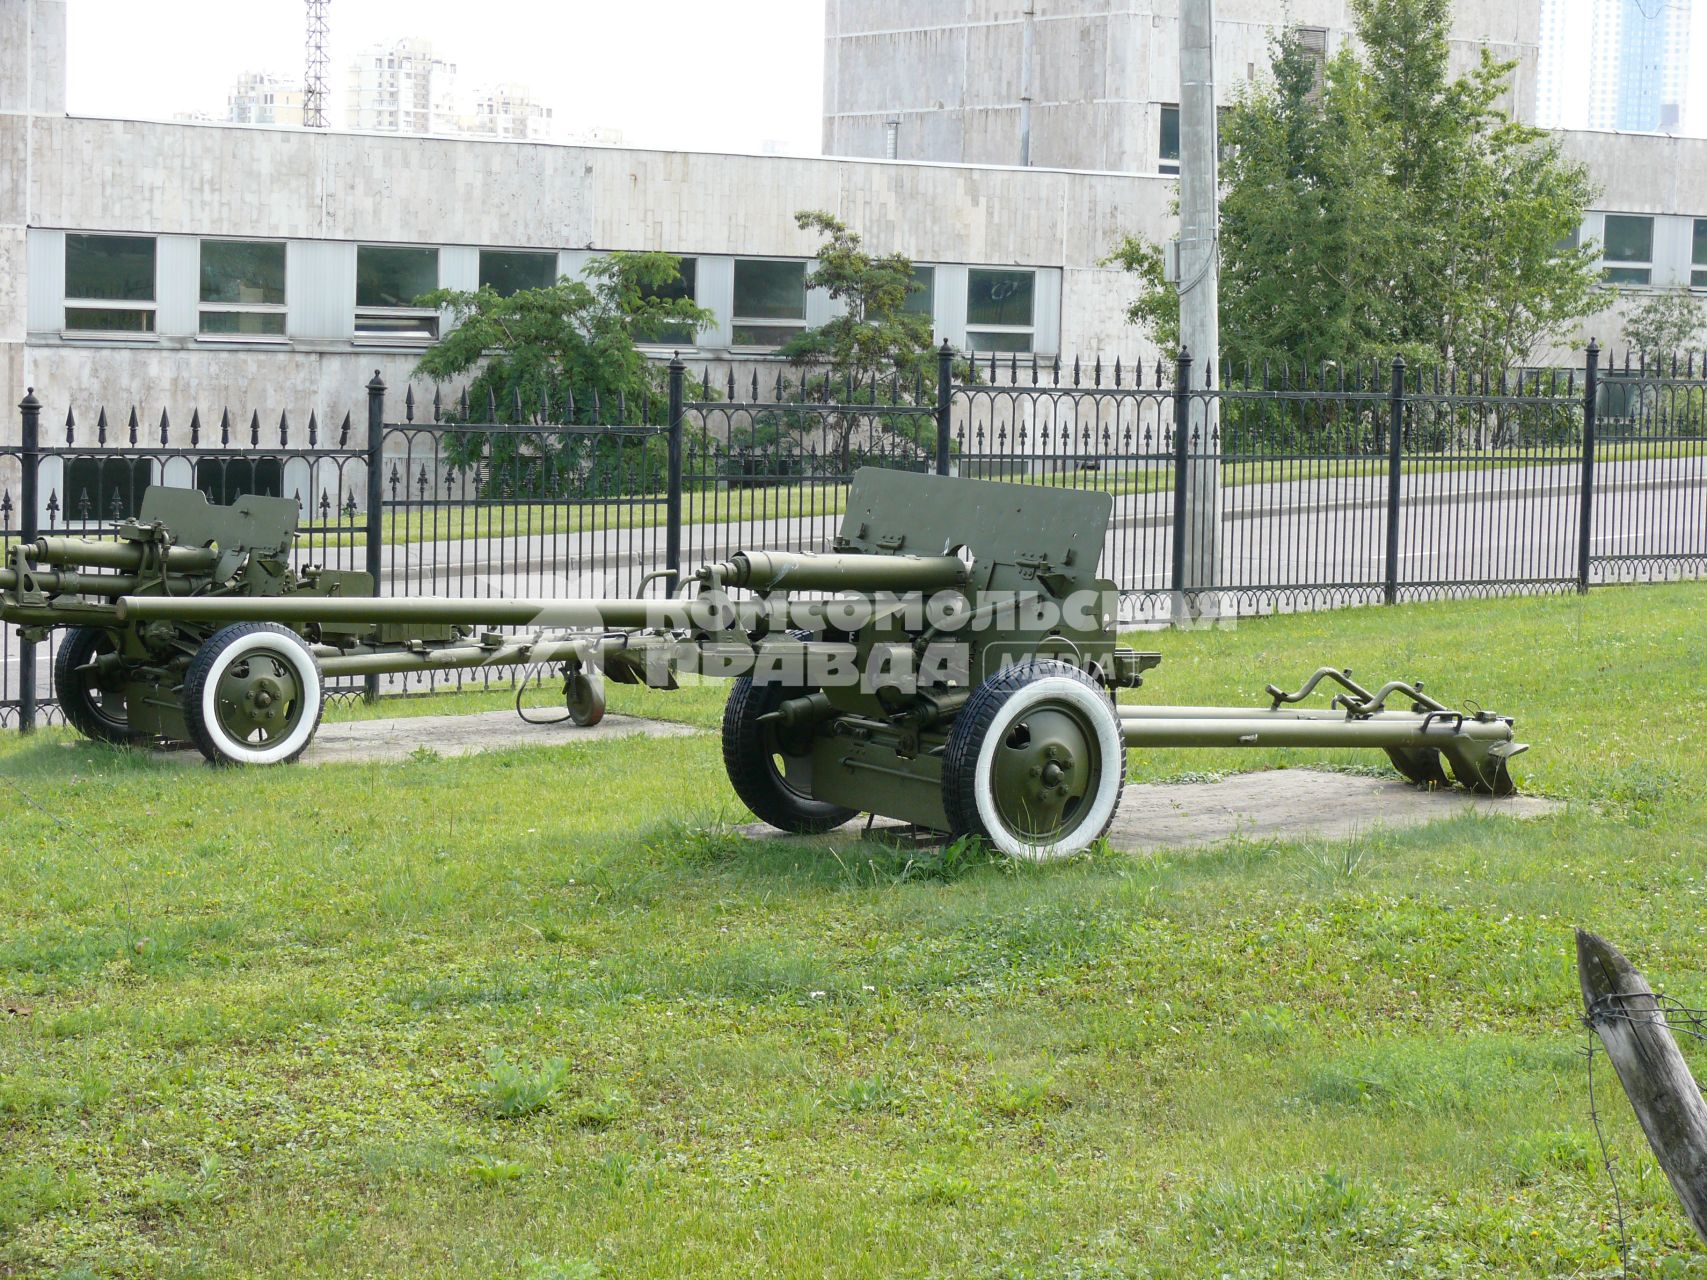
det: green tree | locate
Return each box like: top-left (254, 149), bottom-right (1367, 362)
top-left (768, 210), bottom-right (944, 471)
top-left (414, 253), bottom-right (712, 496)
top-left (1621, 290), bottom-right (1707, 358)
top-left (1110, 0), bottom-right (1601, 372)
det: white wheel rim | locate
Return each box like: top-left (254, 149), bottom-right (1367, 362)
top-left (972, 675), bottom-right (1123, 861)
top-left (200, 632), bottom-right (320, 765)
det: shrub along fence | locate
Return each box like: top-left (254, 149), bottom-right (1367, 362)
top-left (2, 343), bottom-right (1703, 727)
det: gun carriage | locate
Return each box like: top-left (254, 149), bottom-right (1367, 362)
top-left (3, 469), bottom-right (1526, 859)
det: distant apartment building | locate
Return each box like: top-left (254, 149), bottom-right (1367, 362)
top-left (1536, 0), bottom-right (1587, 128)
top-left (226, 71), bottom-right (305, 128)
top-left (464, 83), bottom-right (553, 141)
top-left (344, 38), bottom-right (459, 135)
top-left (1586, 0), bottom-right (1693, 132)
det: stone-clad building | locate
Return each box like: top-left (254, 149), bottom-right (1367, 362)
top-left (3, 0), bottom-right (1705, 462)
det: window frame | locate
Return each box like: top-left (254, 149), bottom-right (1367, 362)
top-left (1158, 103), bottom-right (1180, 176)
top-left (634, 256), bottom-right (701, 349)
top-left (1297, 25), bottom-right (1329, 101)
top-left (477, 248), bottom-right (559, 297)
top-left (1600, 213), bottom-right (1654, 285)
top-left (730, 257), bottom-right (808, 350)
top-left (62, 233), bottom-right (158, 337)
top-left (197, 238), bottom-right (289, 343)
top-left (965, 267), bottom-right (1037, 354)
top-left (354, 244), bottom-right (442, 345)
top-left (1692, 218), bottom-right (1706, 290)
top-left (903, 265), bottom-right (936, 320)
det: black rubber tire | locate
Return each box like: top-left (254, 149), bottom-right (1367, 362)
top-left (942, 659), bottom-right (1125, 860)
top-left (566, 668), bottom-right (607, 727)
top-left (182, 622), bottom-right (324, 766)
top-left (722, 669), bottom-right (857, 835)
top-left (53, 625), bottom-right (144, 745)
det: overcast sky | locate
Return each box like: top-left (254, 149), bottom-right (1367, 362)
top-left (64, 0), bottom-right (827, 154)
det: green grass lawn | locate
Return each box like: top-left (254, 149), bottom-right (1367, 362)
top-left (4, 584), bottom-right (1706, 1278)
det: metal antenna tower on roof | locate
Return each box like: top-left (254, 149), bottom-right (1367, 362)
top-left (304, 0), bottom-right (330, 128)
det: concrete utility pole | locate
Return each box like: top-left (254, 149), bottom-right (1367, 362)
top-left (1018, 0), bottom-right (1036, 166)
top-left (1175, 0), bottom-right (1221, 622)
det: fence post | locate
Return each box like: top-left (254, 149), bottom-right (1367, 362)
top-left (17, 388), bottom-right (41, 732)
top-left (1384, 355), bottom-right (1406, 606)
top-left (666, 354), bottom-right (685, 589)
top-left (935, 340), bottom-right (954, 477)
top-left (1170, 347), bottom-right (1193, 622)
top-left (364, 371), bottom-right (385, 702)
top-left (1578, 340), bottom-right (1599, 594)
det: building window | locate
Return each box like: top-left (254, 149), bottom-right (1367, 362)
top-left (1601, 214), bottom-right (1653, 285)
top-left (732, 259), bottom-right (807, 348)
top-left (1297, 25), bottom-right (1329, 99)
top-left (904, 265), bottom-right (935, 318)
top-left (478, 249), bottom-right (558, 297)
top-left (63, 457), bottom-right (152, 521)
top-left (1159, 104), bottom-right (1180, 175)
top-left (635, 258), bottom-right (699, 346)
top-left (195, 457), bottom-right (284, 505)
top-left (355, 245), bottom-right (440, 341)
top-left (64, 234), bottom-right (156, 334)
top-left (966, 268), bottom-right (1036, 353)
top-left (199, 239), bottom-right (287, 337)
top-left (1693, 218), bottom-right (1706, 288)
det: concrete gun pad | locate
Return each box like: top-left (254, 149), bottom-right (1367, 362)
top-left (298, 710), bottom-right (699, 764)
top-left (742, 768), bottom-right (1559, 852)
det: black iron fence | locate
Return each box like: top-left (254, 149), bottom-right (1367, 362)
top-left (3, 343), bottom-right (1704, 728)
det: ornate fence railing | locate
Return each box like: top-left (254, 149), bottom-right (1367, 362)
top-left (3, 343), bottom-right (1704, 727)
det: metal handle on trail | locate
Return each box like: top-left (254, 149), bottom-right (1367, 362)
top-left (1266, 667), bottom-right (1377, 710)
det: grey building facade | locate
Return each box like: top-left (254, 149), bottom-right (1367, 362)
top-left (821, 0), bottom-right (1540, 171)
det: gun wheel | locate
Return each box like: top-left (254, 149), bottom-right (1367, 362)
top-left (53, 626), bottom-right (144, 745)
top-left (566, 668), bottom-right (606, 727)
top-left (182, 623), bottom-right (323, 766)
top-left (944, 660), bottom-right (1125, 862)
top-left (723, 675), bottom-right (857, 835)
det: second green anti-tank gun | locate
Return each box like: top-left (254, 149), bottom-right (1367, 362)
top-left (2, 469), bottom-right (1527, 860)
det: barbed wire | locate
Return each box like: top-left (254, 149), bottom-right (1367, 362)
top-left (1582, 991), bottom-right (1707, 1279)
top-left (1588, 993), bottom-right (1707, 1045)
top-left (1584, 1039), bottom-right (1632, 1279)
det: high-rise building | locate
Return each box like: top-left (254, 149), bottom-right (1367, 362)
top-left (463, 84), bottom-right (554, 142)
top-left (344, 38), bottom-right (459, 135)
top-left (1586, 0), bottom-right (1693, 131)
top-left (1536, 0), bottom-right (1593, 128)
top-left (227, 72), bottom-right (305, 128)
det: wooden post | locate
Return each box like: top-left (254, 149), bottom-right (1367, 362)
top-left (1577, 927), bottom-right (1707, 1245)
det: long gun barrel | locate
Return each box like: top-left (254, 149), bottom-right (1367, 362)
top-left (31, 536), bottom-right (222, 575)
top-left (113, 593), bottom-right (813, 632)
top-left (0, 566), bottom-right (201, 597)
top-left (700, 551), bottom-right (969, 593)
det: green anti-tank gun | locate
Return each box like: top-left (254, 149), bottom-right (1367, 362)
top-left (2, 469), bottom-right (1527, 860)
